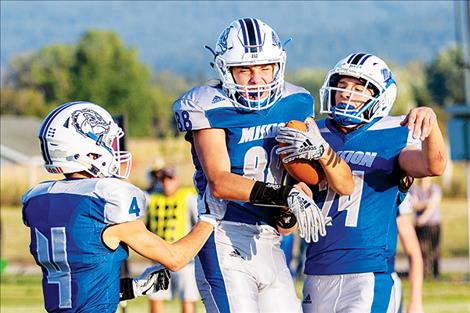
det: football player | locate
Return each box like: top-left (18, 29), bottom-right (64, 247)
top-left (277, 53), bottom-right (446, 313)
top-left (173, 18), bottom-right (353, 313)
top-left (22, 101), bottom-right (218, 312)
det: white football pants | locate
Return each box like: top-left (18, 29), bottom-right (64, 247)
top-left (195, 221), bottom-right (302, 313)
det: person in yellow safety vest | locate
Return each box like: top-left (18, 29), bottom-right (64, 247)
top-left (146, 167), bottom-right (200, 313)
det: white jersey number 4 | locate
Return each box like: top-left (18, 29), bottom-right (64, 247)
top-left (35, 227), bottom-right (72, 308)
top-left (319, 170), bottom-right (364, 227)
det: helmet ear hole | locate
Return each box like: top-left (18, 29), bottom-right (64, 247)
top-left (87, 153), bottom-right (100, 160)
top-left (329, 74), bottom-right (340, 87)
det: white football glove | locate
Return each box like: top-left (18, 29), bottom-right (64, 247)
top-left (132, 264), bottom-right (171, 297)
top-left (276, 121), bottom-right (329, 163)
top-left (286, 188), bottom-right (329, 243)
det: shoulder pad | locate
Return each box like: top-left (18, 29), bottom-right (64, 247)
top-left (369, 115), bottom-right (404, 130)
top-left (283, 82), bottom-right (311, 97)
top-left (96, 178), bottom-right (148, 224)
top-left (370, 115), bottom-right (421, 149)
top-left (22, 181), bottom-right (55, 204)
top-left (173, 85), bottom-right (236, 132)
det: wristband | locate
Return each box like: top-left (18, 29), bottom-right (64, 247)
top-left (398, 176), bottom-right (414, 193)
top-left (119, 277), bottom-right (135, 301)
top-left (249, 181), bottom-right (293, 207)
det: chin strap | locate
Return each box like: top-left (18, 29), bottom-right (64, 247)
top-left (236, 93), bottom-right (269, 109)
top-left (331, 103), bottom-right (365, 127)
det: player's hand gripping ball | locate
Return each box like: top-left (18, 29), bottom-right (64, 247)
top-left (277, 120), bottom-right (323, 185)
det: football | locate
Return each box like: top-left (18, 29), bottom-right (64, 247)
top-left (279, 120), bottom-right (322, 185)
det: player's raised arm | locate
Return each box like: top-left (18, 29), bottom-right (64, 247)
top-left (399, 107), bottom-right (447, 178)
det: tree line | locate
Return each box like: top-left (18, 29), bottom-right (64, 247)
top-left (1, 30), bottom-right (465, 137)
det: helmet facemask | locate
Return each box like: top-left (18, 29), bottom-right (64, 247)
top-left (321, 76), bottom-right (380, 127)
top-left (84, 122), bottom-right (132, 179)
top-left (222, 60), bottom-right (285, 110)
top-left (109, 128), bottom-right (132, 179)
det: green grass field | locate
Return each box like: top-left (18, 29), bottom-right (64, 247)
top-left (0, 273), bottom-right (203, 312)
top-left (1, 274), bottom-right (470, 313)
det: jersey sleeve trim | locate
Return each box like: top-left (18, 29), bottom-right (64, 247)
top-left (100, 224), bottom-right (120, 252)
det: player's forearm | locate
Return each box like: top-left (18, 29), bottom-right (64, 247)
top-left (209, 172), bottom-right (256, 201)
top-left (421, 123), bottom-right (447, 176)
top-left (165, 221), bottom-right (214, 271)
top-left (400, 124), bottom-right (447, 178)
top-left (397, 215), bottom-right (424, 311)
top-left (408, 263), bottom-right (424, 313)
top-left (277, 225), bottom-right (296, 236)
top-left (112, 220), bottom-right (213, 272)
top-left (318, 147), bottom-right (354, 195)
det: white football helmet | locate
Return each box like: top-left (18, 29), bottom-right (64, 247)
top-left (319, 53), bottom-right (397, 126)
top-left (38, 101), bottom-right (131, 178)
top-left (211, 17), bottom-right (286, 110)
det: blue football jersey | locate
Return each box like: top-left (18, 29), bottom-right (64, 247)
top-left (173, 83), bottom-right (314, 226)
top-left (386, 190), bottom-right (413, 272)
top-left (22, 178), bottom-right (148, 312)
top-left (304, 116), bottom-right (421, 275)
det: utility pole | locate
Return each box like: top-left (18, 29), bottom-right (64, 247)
top-left (447, 0), bottom-right (470, 281)
top-left (465, 0), bottom-right (470, 282)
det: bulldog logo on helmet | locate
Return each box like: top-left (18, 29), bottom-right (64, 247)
top-left (71, 109), bottom-right (110, 138)
top-left (217, 26), bottom-right (231, 55)
top-left (271, 31), bottom-right (281, 48)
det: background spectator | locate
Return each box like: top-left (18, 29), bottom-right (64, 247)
top-left (411, 177), bottom-right (443, 279)
top-left (146, 167), bottom-right (200, 313)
